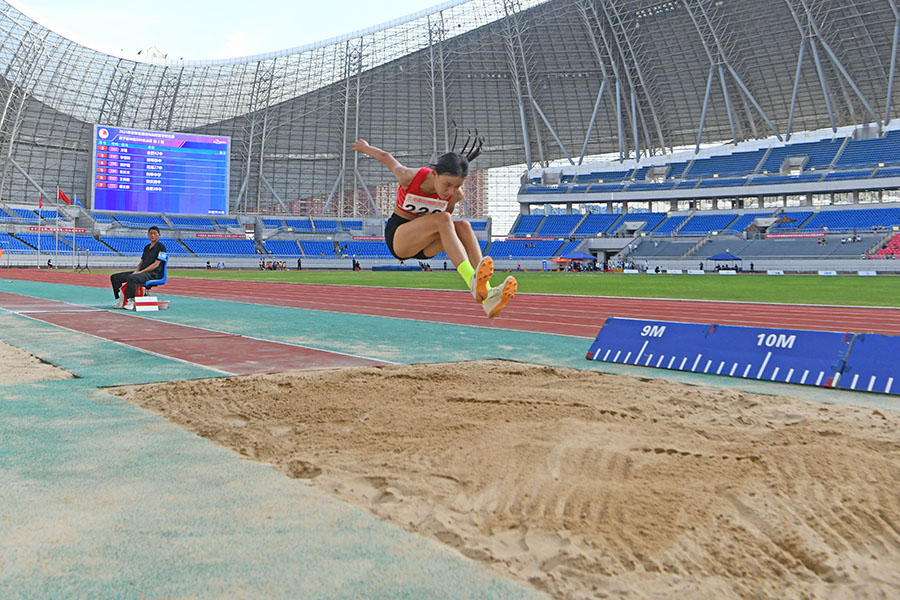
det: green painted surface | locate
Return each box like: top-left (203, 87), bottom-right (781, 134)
top-left (0, 280), bottom-right (545, 599)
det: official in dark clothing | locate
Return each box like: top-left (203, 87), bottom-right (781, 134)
top-left (110, 226), bottom-right (167, 307)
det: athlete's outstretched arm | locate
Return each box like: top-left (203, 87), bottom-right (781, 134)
top-left (352, 139), bottom-right (416, 188)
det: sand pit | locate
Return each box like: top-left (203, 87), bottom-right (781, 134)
top-left (0, 339), bottom-right (72, 384)
top-left (111, 360), bottom-right (900, 599)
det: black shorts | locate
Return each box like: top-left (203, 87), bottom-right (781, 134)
top-left (384, 213), bottom-right (434, 260)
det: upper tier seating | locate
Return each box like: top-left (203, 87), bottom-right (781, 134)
top-left (685, 149), bottom-right (768, 179)
top-left (11, 208), bottom-right (39, 222)
top-left (769, 211), bottom-right (813, 231)
top-left (262, 218), bottom-right (283, 229)
top-left (340, 220), bottom-right (363, 231)
top-left (834, 131), bottom-right (900, 169)
top-left (651, 215), bottom-right (688, 236)
top-left (216, 218), bottom-right (241, 228)
top-left (677, 213), bottom-right (739, 235)
top-left (181, 238), bottom-right (257, 255)
top-left (36, 210), bottom-right (67, 221)
top-left (112, 215), bottom-right (170, 229)
top-left (759, 138), bottom-right (845, 172)
top-left (284, 219), bottom-right (314, 232)
top-left (721, 212), bottom-right (769, 234)
top-left (802, 207), bottom-right (900, 232)
top-left (608, 212), bottom-right (668, 235)
top-left (312, 219), bottom-right (338, 232)
top-left (168, 217), bottom-right (216, 231)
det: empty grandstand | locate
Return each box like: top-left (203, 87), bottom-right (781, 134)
top-left (0, 0), bottom-right (899, 273)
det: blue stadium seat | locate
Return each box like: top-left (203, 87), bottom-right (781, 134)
top-left (802, 207), bottom-right (900, 232)
top-left (168, 216), bottom-right (216, 230)
top-left (312, 219), bottom-right (338, 232)
top-left (0, 232), bottom-right (37, 253)
top-left (677, 213), bottom-right (739, 235)
top-left (487, 240), bottom-right (564, 259)
top-left (181, 238), bottom-right (257, 255)
top-left (652, 215), bottom-right (689, 236)
top-left (510, 215), bottom-right (544, 236)
top-left (300, 241), bottom-right (338, 257)
top-left (285, 219), bottom-right (314, 232)
top-left (536, 214), bottom-right (582, 237)
top-left (15, 233), bottom-right (74, 252)
top-left (607, 213), bottom-right (667, 235)
top-left (573, 213), bottom-right (621, 237)
top-left (263, 240), bottom-right (302, 256)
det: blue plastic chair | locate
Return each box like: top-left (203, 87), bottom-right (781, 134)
top-left (141, 252), bottom-right (168, 291)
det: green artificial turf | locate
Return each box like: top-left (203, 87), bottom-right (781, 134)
top-left (142, 269), bottom-right (900, 307)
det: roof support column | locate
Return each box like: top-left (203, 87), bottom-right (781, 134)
top-left (579, 79), bottom-right (606, 165)
top-left (696, 65), bottom-right (715, 152)
top-left (885, 0), bottom-right (900, 125)
top-left (786, 39), bottom-right (806, 141)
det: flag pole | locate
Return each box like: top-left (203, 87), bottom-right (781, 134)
top-left (37, 195), bottom-right (42, 269)
top-left (55, 187), bottom-right (59, 267)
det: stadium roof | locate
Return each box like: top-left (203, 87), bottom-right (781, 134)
top-left (1, 0), bottom-right (899, 214)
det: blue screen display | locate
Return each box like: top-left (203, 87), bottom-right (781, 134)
top-left (91, 125), bottom-right (229, 215)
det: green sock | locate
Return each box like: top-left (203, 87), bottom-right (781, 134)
top-left (457, 260), bottom-right (492, 293)
top-left (457, 260), bottom-right (475, 287)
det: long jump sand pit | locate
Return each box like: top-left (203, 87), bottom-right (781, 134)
top-left (0, 339), bottom-right (72, 384)
top-left (111, 360), bottom-right (900, 599)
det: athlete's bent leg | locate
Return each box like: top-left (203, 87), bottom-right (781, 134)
top-left (392, 212), bottom-right (465, 265)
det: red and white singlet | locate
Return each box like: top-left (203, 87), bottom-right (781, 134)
top-left (395, 167), bottom-right (449, 218)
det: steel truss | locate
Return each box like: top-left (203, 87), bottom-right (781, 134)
top-left (0, 0), bottom-right (898, 217)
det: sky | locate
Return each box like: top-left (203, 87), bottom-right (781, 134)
top-left (13, 0), bottom-right (448, 60)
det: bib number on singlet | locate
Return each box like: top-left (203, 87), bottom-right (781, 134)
top-left (401, 193), bottom-right (448, 215)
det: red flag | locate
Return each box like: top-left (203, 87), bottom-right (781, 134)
top-left (58, 187), bottom-right (71, 205)
top-left (39, 194), bottom-right (42, 209)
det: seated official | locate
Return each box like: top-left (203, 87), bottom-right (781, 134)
top-left (110, 226), bottom-right (167, 309)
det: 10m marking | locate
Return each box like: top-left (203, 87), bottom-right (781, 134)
top-left (756, 333), bottom-right (796, 349)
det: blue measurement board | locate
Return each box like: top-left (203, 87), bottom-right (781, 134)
top-left (837, 333), bottom-right (899, 394)
top-left (586, 318), bottom-right (872, 391)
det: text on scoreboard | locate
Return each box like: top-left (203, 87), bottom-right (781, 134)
top-left (91, 125), bottom-right (229, 216)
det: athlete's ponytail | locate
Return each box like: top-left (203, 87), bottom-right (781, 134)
top-left (433, 124), bottom-right (485, 177)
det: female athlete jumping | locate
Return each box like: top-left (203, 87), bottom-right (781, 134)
top-left (352, 136), bottom-right (516, 318)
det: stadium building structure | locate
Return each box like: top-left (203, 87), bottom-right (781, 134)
top-left (1, 0), bottom-right (899, 271)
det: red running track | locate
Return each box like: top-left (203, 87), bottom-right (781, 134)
top-left (6, 269), bottom-right (900, 338)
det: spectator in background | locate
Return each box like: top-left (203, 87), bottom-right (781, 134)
top-left (750, 262), bottom-right (754, 272)
top-left (297, 257), bottom-right (301, 271)
top-left (206, 261), bottom-right (211, 270)
top-left (699, 262), bottom-right (704, 271)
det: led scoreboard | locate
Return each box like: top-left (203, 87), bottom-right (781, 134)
top-left (91, 125), bottom-right (229, 215)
